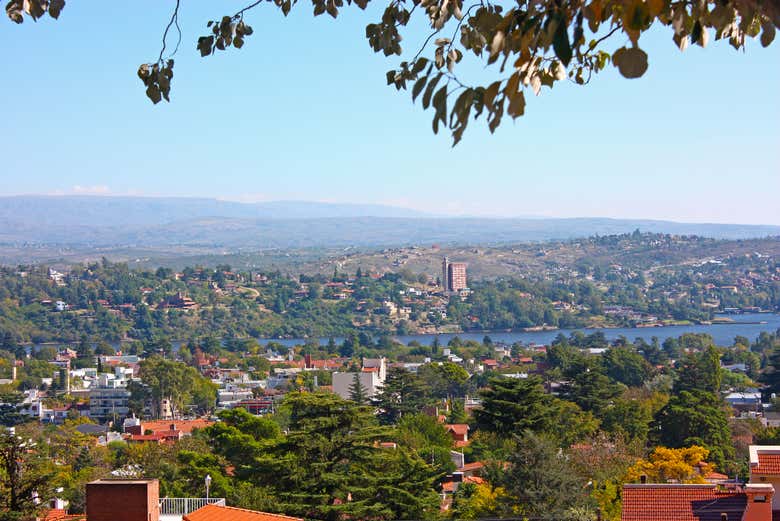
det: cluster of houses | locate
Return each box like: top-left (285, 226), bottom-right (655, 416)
top-left (33, 446), bottom-right (780, 520)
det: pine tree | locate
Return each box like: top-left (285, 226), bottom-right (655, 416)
top-left (473, 375), bottom-right (552, 436)
top-left (498, 432), bottom-right (591, 518)
top-left (0, 429), bottom-right (53, 519)
top-left (348, 373), bottom-right (368, 404)
top-left (250, 392), bottom-right (440, 521)
top-left (375, 367), bottom-right (431, 424)
top-left (74, 446), bottom-right (92, 472)
top-left (761, 345), bottom-right (780, 396)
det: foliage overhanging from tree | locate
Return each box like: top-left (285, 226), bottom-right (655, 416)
top-left (6, 0), bottom-right (779, 143)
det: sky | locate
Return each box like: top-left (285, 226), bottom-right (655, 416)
top-left (1, 2), bottom-right (778, 225)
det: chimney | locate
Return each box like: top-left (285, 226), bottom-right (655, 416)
top-left (170, 423), bottom-right (176, 432)
top-left (304, 354), bottom-right (312, 369)
top-left (742, 483), bottom-right (774, 521)
top-left (86, 479), bottom-right (159, 521)
top-left (640, 474), bottom-right (647, 484)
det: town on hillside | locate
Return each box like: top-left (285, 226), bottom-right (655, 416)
top-left (1, 233), bottom-right (780, 520)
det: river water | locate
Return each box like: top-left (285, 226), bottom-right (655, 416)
top-left (258, 313), bottom-right (780, 348)
top-left (28, 313), bottom-right (780, 352)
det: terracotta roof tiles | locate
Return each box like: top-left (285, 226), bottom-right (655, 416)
top-left (183, 504), bottom-right (302, 521)
top-left (446, 424), bottom-right (469, 436)
top-left (621, 484), bottom-right (747, 521)
top-left (755, 453), bottom-right (780, 474)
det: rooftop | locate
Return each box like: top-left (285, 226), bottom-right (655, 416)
top-left (621, 484), bottom-right (753, 521)
top-left (750, 445), bottom-right (780, 475)
top-left (183, 504), bottom-right (302, 521)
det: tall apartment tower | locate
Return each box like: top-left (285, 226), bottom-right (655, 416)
top-left (442, 257), bottom-right (467, 293)
top-left (448, 262), bottom-right (468, 292)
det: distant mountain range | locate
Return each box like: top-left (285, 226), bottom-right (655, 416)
top-left (0, 196), bottom-right (778, 250)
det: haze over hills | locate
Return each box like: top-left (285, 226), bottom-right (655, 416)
top-left (0, 195), bottom-right (431, 228)
top-left (0, 196), bottom-right (778, 264)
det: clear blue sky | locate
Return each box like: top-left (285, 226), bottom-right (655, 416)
top-left (1, 2), bottom-right (778, 224)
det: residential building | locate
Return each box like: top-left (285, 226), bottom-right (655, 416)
top-left (446, 424), bottom-right (470, 447)
top-left (621, 483), bottom-right (773, 521)
top-left (183, 504), bottom-right (302, 521)
top-left (89, 373), bottom-right (131, 422)
top-left (46, 477), bottom-right (299, 521)
top-left (448, 262), bottom-right (467, 292)
top-left (441, 257), bottom-right (468, 293)
top-left (749, 445), bottom-right (780, 512)
top-left (332, 357), bottom-right (387, 400)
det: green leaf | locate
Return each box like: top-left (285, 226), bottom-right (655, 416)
top-left (6, 0), bottom-right (24, 24)
top-left (48, 0), bottom-right (64, 19)
top-left (612, 46), bottom-right (648, 79)
top-left (432, 85), bottom-right (447, 122)
top-left (197, 36), bottom-right (214, 57)
top-left (761, 22), bottom-right (775, 48)
top-left (137, 64), bottom-right (151, 82)
top-left (411, 75), bottom-right (428, 102)
top-left (421, 73), bottom-right (442, 109)
top-left (146, 84), bottom-right (162, 104)
top-left (483, 81), bottom-right (501, 108)
top-left (552, 18), bottom-right (572, 66)
top-left (411, 58), bottom-right (428, 75)
top-left (507, 90), bottom-right (525, 119)
top-left (691, 20), bottom-right (708, 47)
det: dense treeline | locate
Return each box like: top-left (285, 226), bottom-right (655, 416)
top-left (5, 330), bottom-right (780, 520)
top-left (1, 240), bottom-right (777, 347)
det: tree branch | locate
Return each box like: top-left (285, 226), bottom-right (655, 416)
top-left (158, 0), bottom-right (182, 63)
top-left (235, 0), bottom-right (264, 18)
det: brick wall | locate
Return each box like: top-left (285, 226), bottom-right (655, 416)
top-left (86, 479), bottom-right (159, 521)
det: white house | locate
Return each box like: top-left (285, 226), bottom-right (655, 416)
top-left (332, 357), bottom-right (386, 400)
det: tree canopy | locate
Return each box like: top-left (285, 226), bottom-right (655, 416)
top-left (5, 0), bottom-right (778, 144)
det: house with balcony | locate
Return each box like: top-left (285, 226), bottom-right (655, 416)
top-left (45, 478), bottom-right (301, 521)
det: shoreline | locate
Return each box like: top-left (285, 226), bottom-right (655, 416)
top-left (20, 313), bottom-right (780, 347)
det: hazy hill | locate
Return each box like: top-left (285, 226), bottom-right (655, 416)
top-left (0, 195), bottom-right (429, 228)
top-left (0, 197), bottom-right (778, 263)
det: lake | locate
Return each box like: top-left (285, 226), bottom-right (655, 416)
top-left (257, 313), bottom-right (780, 348)
top-left (28, 313), bottom-right (780, 353)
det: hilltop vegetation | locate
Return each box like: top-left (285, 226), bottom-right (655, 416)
top-left (0, 233), bottom-right (777, 345)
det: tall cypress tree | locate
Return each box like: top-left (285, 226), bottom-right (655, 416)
top-left (761, 345), bottom-right (780, 397)
top-left (348, 373), bottom-right (368, 404)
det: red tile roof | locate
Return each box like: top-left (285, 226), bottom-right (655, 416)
top-left (621, 484), bottom-right (747, 521)
top-left (446, 424), bottom-right (469, 436)
top-left (754, 453), bottom-right (780, 474)
top-left (459, 461), bottom-right (485, 472)
top-left (183, 504), bottom-right (302, 521)
top-left (43, 509), bottom-right (85, 521)
top-left (128, 434), bottom-right (163, 442)
top-left (703, 471), bottom-right (729, 481)
top-left (139, 419), bottom-right (213, 435)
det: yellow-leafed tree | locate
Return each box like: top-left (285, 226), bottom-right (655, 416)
top-left (626, 446), bottom-right (713, 484)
